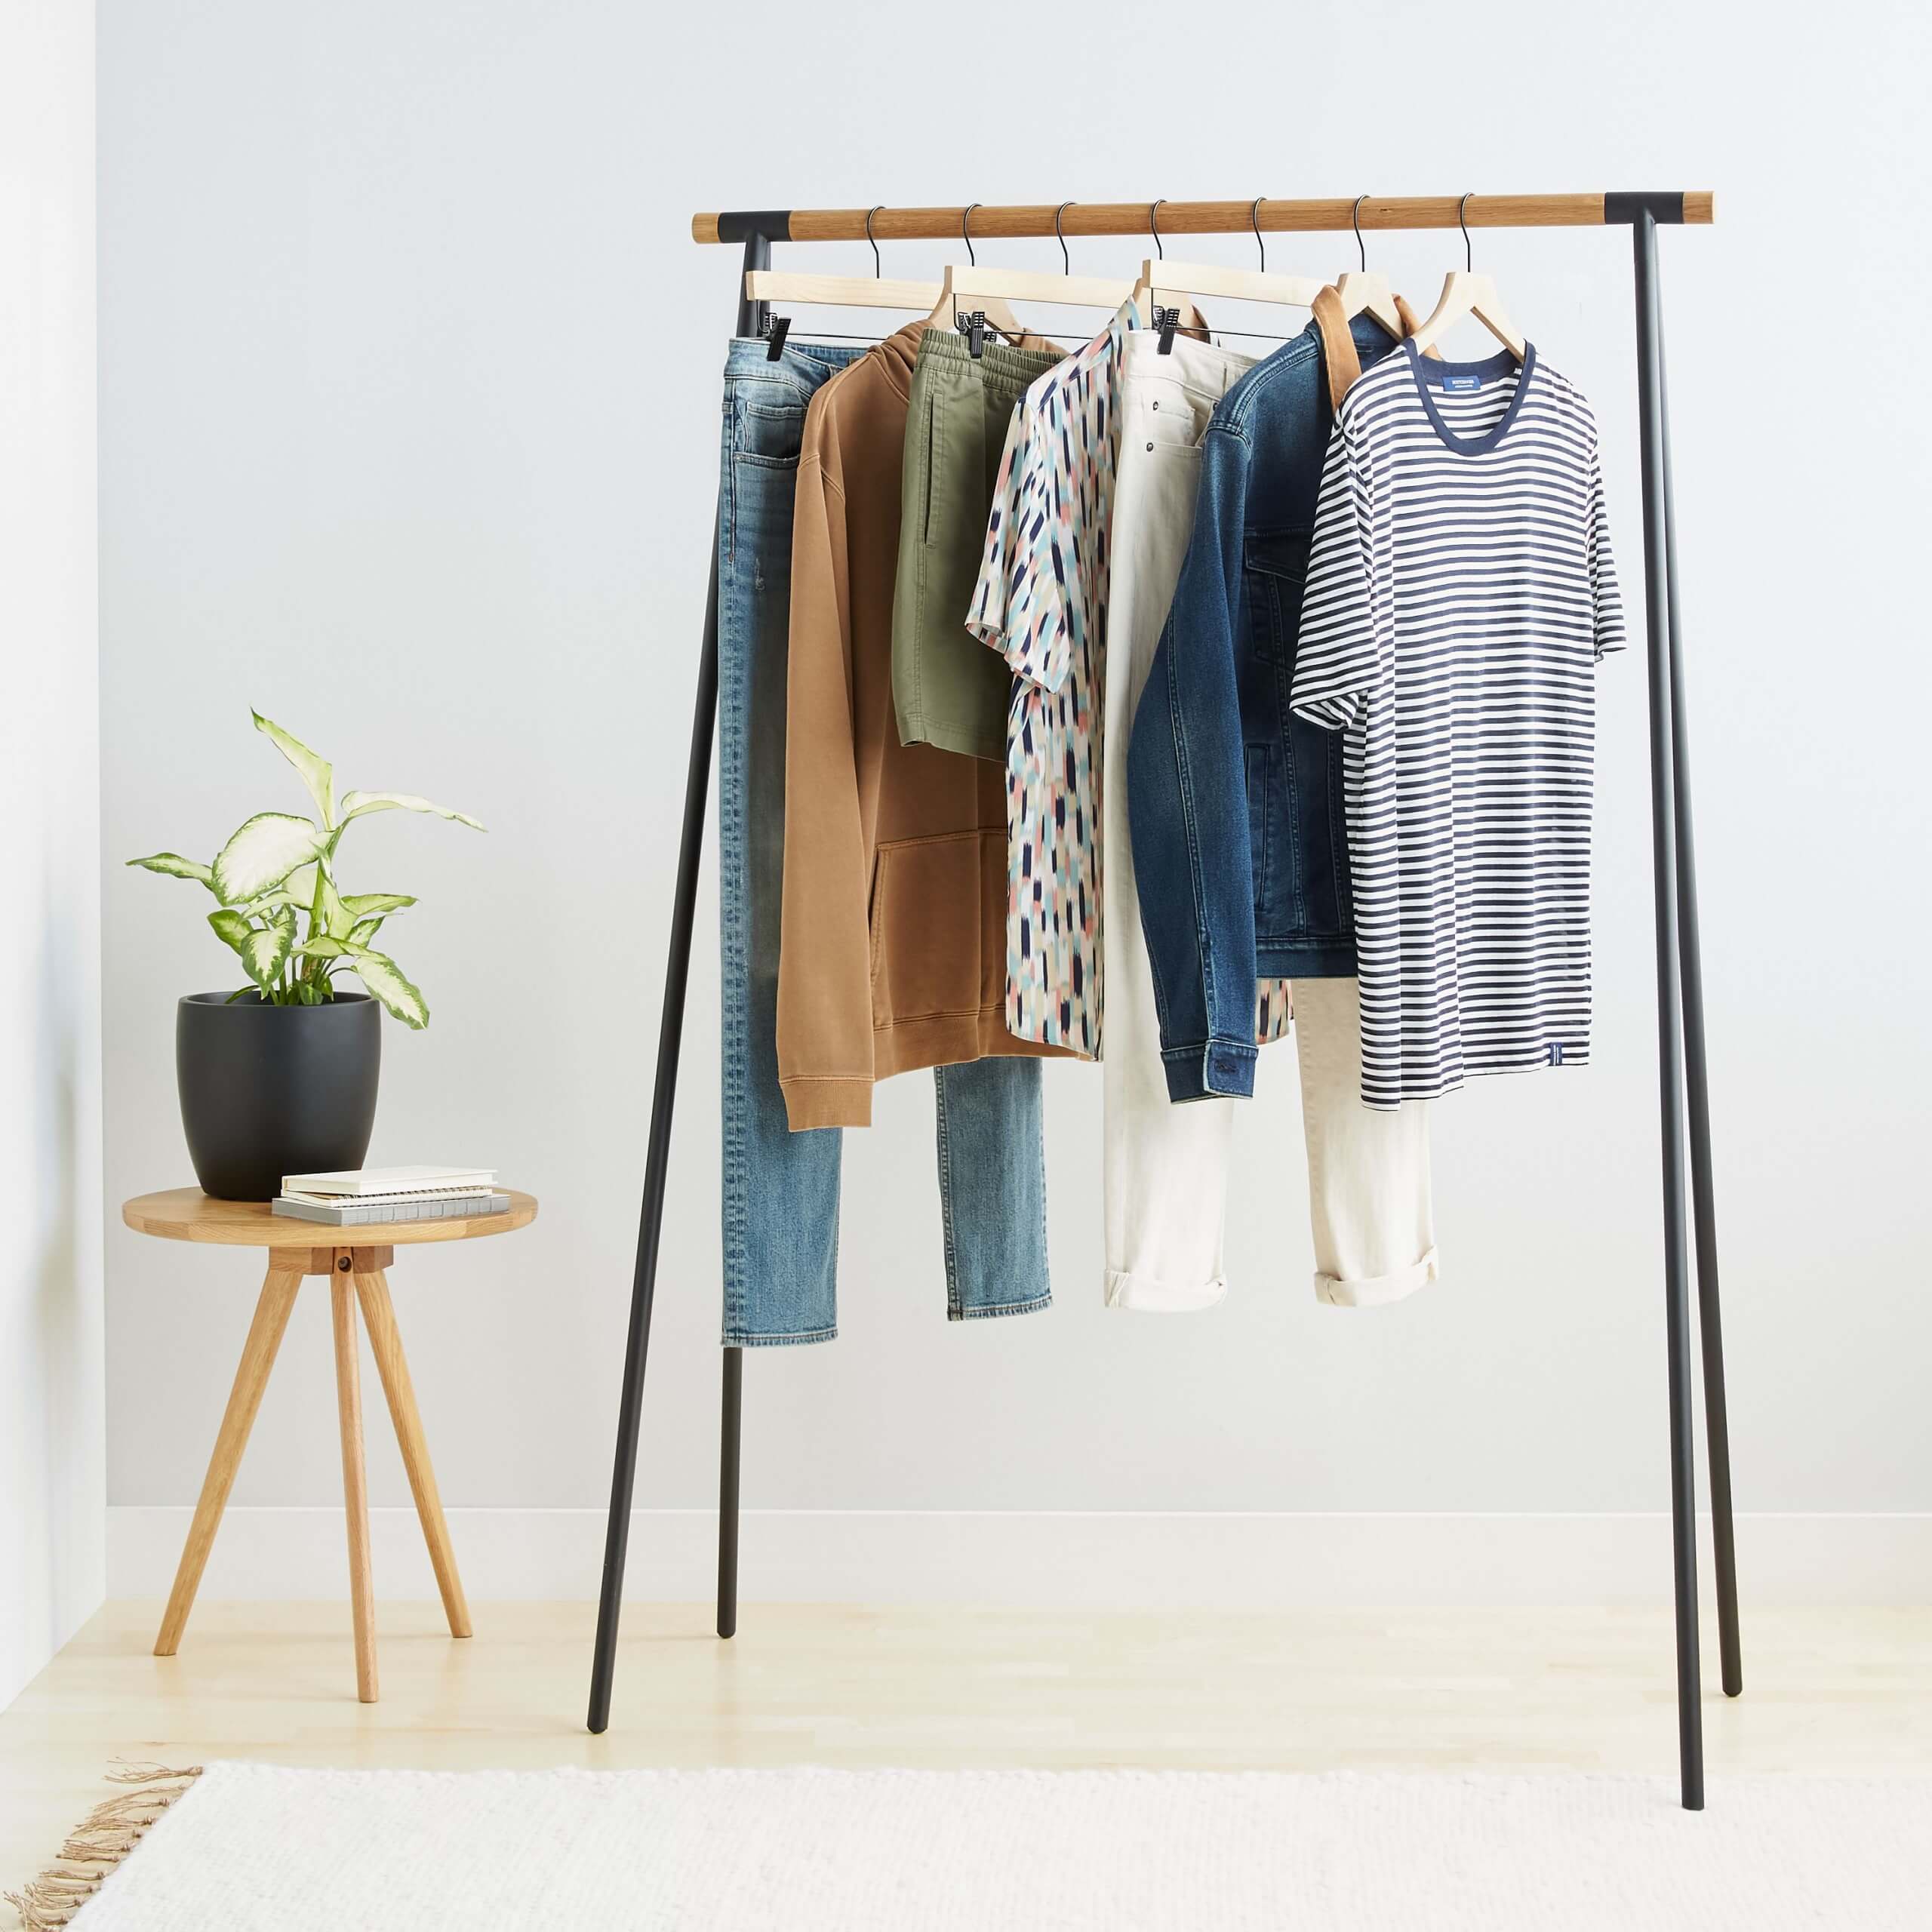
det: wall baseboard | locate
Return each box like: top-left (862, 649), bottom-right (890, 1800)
top-left (106, 1507), bottom-right (1932, 1607)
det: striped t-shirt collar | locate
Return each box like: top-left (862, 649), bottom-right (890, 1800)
top-left (1403, 338), bottom-right (1538, 457)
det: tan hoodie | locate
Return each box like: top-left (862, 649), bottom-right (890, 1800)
top-left (777, 324), bottom-right (1069, 1130)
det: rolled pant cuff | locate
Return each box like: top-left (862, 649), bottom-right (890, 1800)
top-left (1314, 1245), bottom-right (1439, 1309)
top-left (1103, 1266), bottom-right (1229, 1314)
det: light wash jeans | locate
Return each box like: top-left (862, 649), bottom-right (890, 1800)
top-left (716, 339), bottom-right (1051, 1346)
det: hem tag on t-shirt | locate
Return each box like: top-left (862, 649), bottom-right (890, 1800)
top-left (1547, 1042), bottom-right (1565, 1066)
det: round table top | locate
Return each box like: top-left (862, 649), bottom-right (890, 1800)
top-left (123, 1188), bottom-right (538, 1249)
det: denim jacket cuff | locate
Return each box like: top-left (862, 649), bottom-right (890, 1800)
top-left (1161, 1038), bottom-right (1257, 1103)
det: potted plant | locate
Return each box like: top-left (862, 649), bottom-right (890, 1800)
top-left (130, 710), bottom-right (483, 1200)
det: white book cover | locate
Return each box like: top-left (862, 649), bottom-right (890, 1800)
top-left (281, 1164), bottom-right (497, 1198)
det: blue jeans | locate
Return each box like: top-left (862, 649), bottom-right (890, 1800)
top-left (716, 339), bottom-right (1051, 1346)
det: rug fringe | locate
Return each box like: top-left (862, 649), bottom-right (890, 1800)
top-left (5, 1765), bottom-right (203, 1931)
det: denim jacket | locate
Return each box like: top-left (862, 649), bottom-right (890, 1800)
top-left (1126, 312), bottom-right (1402, 1103)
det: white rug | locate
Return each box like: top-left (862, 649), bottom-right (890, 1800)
top-left (19, 1765), bottom-right (1928, 1931)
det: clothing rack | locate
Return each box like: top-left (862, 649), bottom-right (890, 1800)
top-left (586, 191), bottom-right (1738, 1814)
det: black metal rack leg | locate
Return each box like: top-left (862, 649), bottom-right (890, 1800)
top-left (1659, 345), bottom-right (1743, 1702)
top-left (1631, 210), bottom-right (1705, 1810)
top-left (586, 234), bottom-right (770, 1734)
top-left (718, 1346), bottom-right (743, 1637)
top-left (586, 537), bottom-right (724, 1734)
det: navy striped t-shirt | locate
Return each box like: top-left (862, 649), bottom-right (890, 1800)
top-left (1292, 341), bottom-right (1626, 1110)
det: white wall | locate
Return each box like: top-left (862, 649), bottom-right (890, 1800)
top-left (97, 2), bottom-right (1931, 1598)
top-left (2, 0), bottom-right (104, 1701)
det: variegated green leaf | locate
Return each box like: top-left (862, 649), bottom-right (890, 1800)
top-left (208, 908), bottom-right (253, 950)
top-left (211, 813), bottom-right (329, 904)
top-left (208, 906), bottom-right (295, 994)
top-left (239, 886), bottom-right (300, 918)
top-left (337, 790), bottom-right (485, 832)
top-left (292, 933), bottom-right (425, 1025)
top-left (348, 918), bottom-right (385, 947)
top-left (128, 852), bottom-right (216, 891)
top-left (253, 711), bottom-right (335, 827)
top-left (345, 946), bottom-right (429, 1029)
top-left (312, 866), bottom-right (352, 940)
top-left (339, 893), bottom-right (416, 919)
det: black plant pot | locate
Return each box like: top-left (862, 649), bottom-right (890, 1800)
top-left (177, 992), bottom-right (382, 1201)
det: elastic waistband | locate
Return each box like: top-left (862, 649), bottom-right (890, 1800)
top-left (1121, 329), bottom-right (1258, 401)
top-left (914, 325), bottom-right (1066, 392)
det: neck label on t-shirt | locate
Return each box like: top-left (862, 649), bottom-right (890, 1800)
top-left (1441, 374), bottom-right (1483, 392)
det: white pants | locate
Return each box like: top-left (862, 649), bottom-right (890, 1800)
top-left (1103, 333), bottom-right (1438, 1312)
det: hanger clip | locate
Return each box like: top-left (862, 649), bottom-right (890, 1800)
top-left (1152, 305), bottom-right (1181, 356)
top-left (761, 313), bottom-right (791, 361)
top-left (954, 309), bottom-right (989, 359)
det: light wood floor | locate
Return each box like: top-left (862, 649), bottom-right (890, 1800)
top-left (5, 1601), bottom-right (1930, 1883)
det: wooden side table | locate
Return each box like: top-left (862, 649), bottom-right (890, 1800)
top-left (122, 1187), bottom-right (537, 1703)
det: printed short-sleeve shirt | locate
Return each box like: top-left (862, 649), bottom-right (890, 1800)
top-left (967, 306), bottom-right (1135, 1056)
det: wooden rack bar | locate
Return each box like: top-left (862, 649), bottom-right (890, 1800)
top-left (694, 192), bottom-right (1712, 245)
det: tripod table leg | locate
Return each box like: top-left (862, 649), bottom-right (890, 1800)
top-left (352, 1268), bottom-right (472, 1641)
top-left (154, 1263), bottom-right (303, 1657)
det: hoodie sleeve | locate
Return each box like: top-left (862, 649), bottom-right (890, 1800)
top-left (776, 426), bottom-right (876, 1130)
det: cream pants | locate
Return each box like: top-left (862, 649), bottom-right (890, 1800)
top-left (1103, 332), bottom-right (1438, 1312)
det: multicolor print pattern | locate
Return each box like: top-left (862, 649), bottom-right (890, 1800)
top-left (1255, 980), bottom-right (1294, 1044)
top-left (967, 307), bottom-right (1135, 1056)
top-left (968, 306), bottom-right (1299, 1060)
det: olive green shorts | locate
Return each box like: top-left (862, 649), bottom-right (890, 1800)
top-left (892, 328), bottom-right (1063, 762)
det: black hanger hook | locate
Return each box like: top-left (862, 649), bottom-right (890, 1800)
top-left (961, 202), bottom-right (979, 268)
top-left (1251, 196), bottom-right (1266, 273)
top-left (1149, 198), bottom-right (1166, 261)
top-left (866, 205), bottom-right (883, 278)
top-left (1459, 192), bottom-right (1472, 273)
top-left (1054, 201), bottom-right (1074, 275)
top-left (1352, 194), bottom-right (1369, 273)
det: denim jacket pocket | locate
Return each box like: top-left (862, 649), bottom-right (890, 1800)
top-left (1244, 527), bottom-right (1313, 665)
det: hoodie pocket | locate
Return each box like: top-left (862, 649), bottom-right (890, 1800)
top-left (869, 830), bottom-right (998, 1026)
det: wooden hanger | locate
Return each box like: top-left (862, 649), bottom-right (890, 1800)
top-left (918, 204), bottom-right (1030, 352)
top-left (928, 203), bottom-right (1180, 358)
top-left (1404, 194), bottom-right (1527, 361)
top-left (1334, 271), bottom-right (1405, 337)
top-left (1140, 257), bottom-right (1321, 311)
top-left (1406, 272), bottom-right (1526, 359)
top-left (746, 209), bottom-right (946, 358)
top-left (1143, 198), bottom-right (1323, 314)
top-left (1333, 198), bottom-right (1407, 337)
top-left (746, 269), bottom-right (941, 312)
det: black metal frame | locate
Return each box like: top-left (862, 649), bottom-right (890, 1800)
top-left (586, 195), bottom-right (1739, 1813)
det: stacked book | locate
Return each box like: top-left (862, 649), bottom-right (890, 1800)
top-left (272, 1166), bottom-right (509, 1226)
